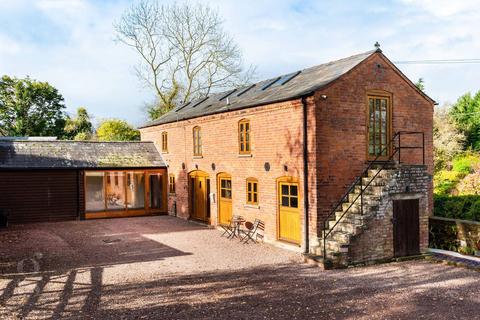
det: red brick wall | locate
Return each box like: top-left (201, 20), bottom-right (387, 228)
top-left (140, 98), bottom-right (319, 246)
top-left (140, 51), bottom-right (434, 247)
top-left (313, 53), bottom-right (434, 231)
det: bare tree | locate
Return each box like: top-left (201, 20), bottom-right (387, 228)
top-left (115, 1), bottom-right (255, 119)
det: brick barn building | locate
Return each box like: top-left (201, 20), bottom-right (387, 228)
top-left (139, 47), bottom-right (435, 266)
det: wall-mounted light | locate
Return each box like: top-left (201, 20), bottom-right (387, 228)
top-left (211, 163), bottom-right (216, 171)
top-left (320, 94), bottom-right (328, 100)
top-left (182, 163), bottom-right (186, 170)
top-left (283, 164), bottom-right (288, 172)
top-left (195, 164), bottom-right (199, 170)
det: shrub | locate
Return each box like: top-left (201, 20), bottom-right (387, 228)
top-left (452, 153), bottom-right (480, 174)
top-left (434, 194), bottom-right (480, 221)
top-left (434, 170), bottom-right (463, 195)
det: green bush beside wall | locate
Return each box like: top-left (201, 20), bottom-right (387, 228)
top-left (434, 195), bottom-right (480, 222)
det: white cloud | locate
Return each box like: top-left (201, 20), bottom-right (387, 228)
top-left (399, 0), bottom-right (480, 17)
top-left (1, 0), bottom-right (480, 125)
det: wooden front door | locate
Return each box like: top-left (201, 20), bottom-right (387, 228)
top-left (278, 181), bottom-right (301, 245)
top-left (218, 174), bottom-right (232, 225)
top-left (367, 94), bottom-right (392, 160)
top-left (393, 199), bottom-right (420, 257)
top-left (189, 171), bottom-right (209, 222)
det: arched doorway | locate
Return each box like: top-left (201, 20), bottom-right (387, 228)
top-left (188, 170), bottom-right (210, 222)
top-left (277, 176), bottom-right (301, 245)
top-left (217, 172), bottom-right (232, 225)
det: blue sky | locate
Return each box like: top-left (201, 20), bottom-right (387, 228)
top-left (1, 0), bottom-right (480, 126)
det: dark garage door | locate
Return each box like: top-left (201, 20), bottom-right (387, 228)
top-left (0, 170), bottom-right (80, 224)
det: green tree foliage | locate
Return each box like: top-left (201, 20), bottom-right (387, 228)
top-left (415, 78), bottom-right (425, 91)
top-left (96, 119), bottom-right (140, 141)
top-left (64, 107), bottom-right (94, 140)
top-left (450, 91), bottom-right (480, 149)
top-left (0, 75), bottom-right (67, 137)
top-left (433, 106), bottom-right (465, 171)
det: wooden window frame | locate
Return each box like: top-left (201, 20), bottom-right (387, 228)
top-left (366, 90), bottom-right (393, 161)
top-left (193, 126), bottom-right (202, 156)
top-left (238, 119), bottom-right (251, 155)
top-left (246, 177), bottom-right (258, 205)
top-left (161, 131), bottom-right (168, 153)
top-left (169, 174), bottom-right (176, 194)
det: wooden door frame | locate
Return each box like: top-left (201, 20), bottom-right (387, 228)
top-left (188, 170), bottom-right (210, 222)
top-left (365, 90), bottom-right (393, 161)
top-left (276, 176), bottom-right (301, 245)
top-left (217, 172), bottom-right (232, 225)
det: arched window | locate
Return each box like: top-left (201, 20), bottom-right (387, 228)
top-left (193, 126), bottom-right (202, 156)
top-left (161, 131), bottom-right (168, 153)
top-left (246, 177), bottom-right (258, 205)
top-left (238, 119), bottom-right (251, 154)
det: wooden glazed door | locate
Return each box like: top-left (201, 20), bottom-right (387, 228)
top-left (367, 94), bottom-right (391, 160)
top-left (218, 174), bottom-right (232, 225)
top-left (278, 181), bottom-right (301, 245)
top-left (393, 199), bottom-right (420, 257)
top-left (189, 171), bottom-right (209, 222)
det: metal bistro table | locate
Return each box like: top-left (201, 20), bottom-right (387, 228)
top-left (230, 217), bottom-right (245, 239)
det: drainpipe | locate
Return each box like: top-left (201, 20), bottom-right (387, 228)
top-left (301, 95), bottom-right (312, 255)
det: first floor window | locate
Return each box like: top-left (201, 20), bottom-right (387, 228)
top-left (161, 131), bottom-right (168, 153)
top-left (193, 126), bottom-right (202, 156)
top-left (169, 174), bottom-right (176, 194)
top-left (246, 178), bottom-right (258, 205)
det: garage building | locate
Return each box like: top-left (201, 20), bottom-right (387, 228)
top-left (0, 138), bottom-right (167, 224)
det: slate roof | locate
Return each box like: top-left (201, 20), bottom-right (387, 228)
top-left (140, 49), bottom-right (379, 128)
top-left (0, 141), bottom-right (166, 169)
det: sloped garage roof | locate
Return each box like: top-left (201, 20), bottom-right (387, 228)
top-left (0, 140), bottom-right (166, 169)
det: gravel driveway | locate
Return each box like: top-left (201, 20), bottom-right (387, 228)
top-left (0, 216), bottom-right (478, 319)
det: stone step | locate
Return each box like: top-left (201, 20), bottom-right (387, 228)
top-left (342, 200), bottom-right (379, 213)
top-left (325, 239), bottom-right (349, 252)
top-left (362, 177), bottom-right (388, 187)
top-left (367, 169), bottom-right (395, 179)
top-left (348, 191), bottom-right (381, 203)
top-left (331, 230), bottom-right (351, 243)
top-left (353, 185), bottom-right (384, 195)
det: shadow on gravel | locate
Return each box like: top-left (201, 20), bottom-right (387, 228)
top-left (1, 262), bottom-right (478, 319)
top-left (0, 216), bottom-right (204, 274)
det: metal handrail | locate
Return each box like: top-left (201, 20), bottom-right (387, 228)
top-left (322, 131), bottom-right (425, 260)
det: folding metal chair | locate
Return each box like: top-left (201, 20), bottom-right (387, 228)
top-left (240, 219), bottom-right (264, 244)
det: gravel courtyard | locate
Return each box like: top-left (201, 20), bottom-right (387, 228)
top-left (0, 216), bottom-right (478, 319)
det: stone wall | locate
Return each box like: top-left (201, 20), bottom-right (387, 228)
top-left (348, 165), bottom-right (431, 264)
top-left (430, 216), bottom-right (480, 254)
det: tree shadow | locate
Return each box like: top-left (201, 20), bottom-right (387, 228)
top-left (2, 261), bottom-right (478, 319)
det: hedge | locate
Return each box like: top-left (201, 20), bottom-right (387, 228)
top-left (434, 195), bottom-right (480, 222)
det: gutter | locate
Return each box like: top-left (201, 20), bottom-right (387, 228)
top-left (301, 94), bottom-right (313, 254)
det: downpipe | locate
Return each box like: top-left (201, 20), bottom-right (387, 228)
top-left (301, 95), bottom-right (312, 255)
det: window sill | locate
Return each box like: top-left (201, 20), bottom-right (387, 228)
top-left (162, 151), bottom-right (169, 154)
top-left (244, 204), bottom-right (260, 209)
top-left (168, 193), bottom-right (176, 196)
top-left (238, 154), bottom-right (252, 158)
top-left (193, 155), bottom-right (203, 159)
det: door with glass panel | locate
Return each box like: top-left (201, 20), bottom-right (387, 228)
top-left (148, 173), bottom-right (164, 210)
top-left (126, 172), bottom-right (145, 210)
top-left (218, 173), bottom-right (232, 225)
top-left (367, 95), bottom-right (391, 160)
top-left (278, 181), bottom-right (300, 245)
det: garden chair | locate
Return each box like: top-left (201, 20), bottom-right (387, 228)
top-left (239, 219), bottom-right (264, 244)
